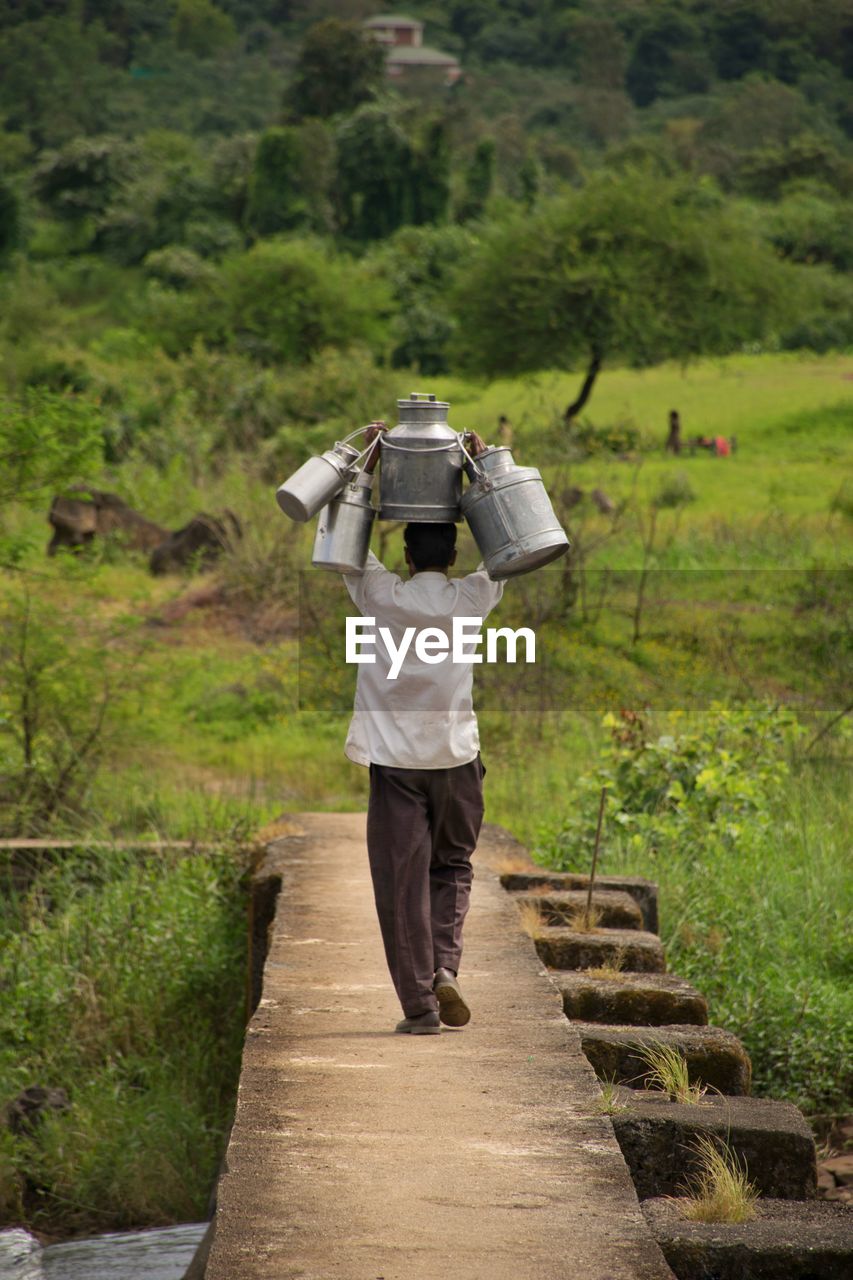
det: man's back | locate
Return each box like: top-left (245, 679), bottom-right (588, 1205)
top-left (343, 551), bottom-right (503, 768)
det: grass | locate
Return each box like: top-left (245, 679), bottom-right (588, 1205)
top-left (636, 1042), bottom-right (707, 1105)
top-left (584, 947), bottom-right (628, 980)
top-left (679, 1134), bottom-right (759, 1224)
top-left (594, 1078), bottom-right (630, 1117)
top-left (516, 900), bottom-right (547, 942)
top-left (565, 902), bottom-right (604, 933)
top-left (0, 843), bottom-right (249, 1232)
top-left (0, 352), bottom-right (850, 1232)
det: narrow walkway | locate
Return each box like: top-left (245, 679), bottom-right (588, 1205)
top-left (207, 814), bottom-right (674, 1280)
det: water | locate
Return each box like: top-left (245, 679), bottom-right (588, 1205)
top-left (0, 1223), bottom-right (208, 1280)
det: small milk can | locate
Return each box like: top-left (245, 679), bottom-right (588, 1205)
top-left (378, 392), bottom-right (463, 522)
top-left (461, 446), bottom-right (570, 579)
top-left (311, 478), bottom-right (375, 574)
top-left (276, 442), bottom-right (360, 523)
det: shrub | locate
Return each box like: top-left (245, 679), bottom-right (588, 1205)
top-left (143, 237), bottom-right (391, 364)
top-left (537, 703), bottom-right (852, 1113)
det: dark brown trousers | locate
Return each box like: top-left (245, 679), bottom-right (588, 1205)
top-left (366, 756), bottom-right (485, 1018)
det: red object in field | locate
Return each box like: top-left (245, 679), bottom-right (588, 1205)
top-left (714, 435), bottom-right (731, 456)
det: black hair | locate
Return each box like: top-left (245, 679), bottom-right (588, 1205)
top-left (404, 522), bottom-right (457, 571)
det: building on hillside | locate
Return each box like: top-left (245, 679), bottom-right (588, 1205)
top-left (364, 13), bottom-right (462, 84)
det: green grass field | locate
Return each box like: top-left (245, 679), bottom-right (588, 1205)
top-left (1, 352), bottom-right (851, 1233)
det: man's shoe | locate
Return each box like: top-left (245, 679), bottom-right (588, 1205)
top-left (395, 1010), bottom-right (441, 1035)
top-left (433, 968), bottom-right (471, 1027)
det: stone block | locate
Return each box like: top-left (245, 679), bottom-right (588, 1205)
top-left (554, 971), bottom-right (708, 1027)
top-left (502, 871), bottom-right (659, 932)
top-left (575, 1023), bottom-right (752, 1096)
top-left (609, 1087), bottom-right (816, 1199)
top-left (534, 927), bottom-right (666, 973)
top-left (514, 888), bottom-right (644, 930)
top-left (642, 1196), bottom-right (853, 1280)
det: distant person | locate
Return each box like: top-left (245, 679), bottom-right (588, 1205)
top-left (342, 426), bottom-right (503, 1035)
top-left (713, 435), bottom-right (731, 457)
top-left (665, 410), bottom-right (682, 455)
top-left (498, 415), bottom-right (513, 448)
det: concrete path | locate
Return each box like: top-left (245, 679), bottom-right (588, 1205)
top-left (207, 814), bottom-right (674, 1280)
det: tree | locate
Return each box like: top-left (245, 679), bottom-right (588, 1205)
top-left (285, 19), bottom-right (385, 121)
top-left (144, 237), bottom-right (391, 364)
top-left (455, 139), bottom-right (494, 223)
top-left (451, 171), bottom-right (798, 423)
top-left (0, 389), bottom-right (104, 511)
top-left (245, 126), bottom-right (307, 236)
top-left (171, 0), bottom-right (236, 57)
top-left (33, 136), bottom-right (132, 222)
top-left (244, 124), bottom-right (334, 237)
top-left (0, 176), bottom-right (20, 263)
top-left (335, 106), bottom-right (414, 242)
top-left (0, 13), bottom-right (122, 147)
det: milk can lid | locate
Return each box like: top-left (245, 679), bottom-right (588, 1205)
top-left (397, 390), bottom-right (450, 411)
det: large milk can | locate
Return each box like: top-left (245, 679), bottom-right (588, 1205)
top-left (276, 441), bottom-right (360, 523)
top-left (378, 392), bottom-right (463, 522)
top-left (461, 445), bottom-right (570, 579)
top-left (311, 478), bottom-right (375, 574)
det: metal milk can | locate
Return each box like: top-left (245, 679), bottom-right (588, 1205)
top-left (311, 478), bottom-right (375, 574)
top-left (461, 445), bottom-right (570, 579)
top-left (378, 392), bottom-right (463, 522)
top-left (276, 441), bottom-right (360, 523)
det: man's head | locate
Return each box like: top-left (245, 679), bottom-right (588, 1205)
top-left (404, 522), bottom-right (457, 575)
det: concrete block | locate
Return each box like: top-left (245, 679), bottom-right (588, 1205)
top-left (610, 1087), bottom-right (817, 1199)
top-left (514, 888), bottom-right (644, 930)
top-left (534, 927), bottom-right (666, 973)
top-left (576, 1022), bottom-right (752, 1096)
top-left (642, 1196), bottom-right (853, 1280)
top-left (503, 871), bottom-right (659, 933)
top-left (554, 971), bottom-right (708, 1027)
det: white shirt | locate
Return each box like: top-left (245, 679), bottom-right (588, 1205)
top-left (343, 551), bottom-right (504, 769)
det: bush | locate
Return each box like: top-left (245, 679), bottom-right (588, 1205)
top-left (568, 416), bottom-right (641, 456)
top-left (538, 703), bottom-right (853, 1113)
top-left (0, 842), bottom-right (247, 1231)
top-left (0, 589), bottom-right (144, 836)
top-left (143, 237), bottom-right (391, 364)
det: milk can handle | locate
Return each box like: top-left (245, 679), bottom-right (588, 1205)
top-left (380, 437), bottom-right (461, 454)
top-left (350, 432), bottom-right (382, 484)
top-left (457, 433), bottom-right (491, 487)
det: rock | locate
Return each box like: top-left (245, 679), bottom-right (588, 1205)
top-left (48, 488), bottom-right (167, 555)
top-left (502, 871), bottom-right (659, 933)
top-left (513, 888), bottom-right (644, 930)
top-left (609, 1087), bottom-right (816, 1200)
top-left (642, 1195), bottom-right (853, 1280)
top-left (149, 510), bottom-right (241, 575)
top-left (4, 1086), bottom-right (70, 1136)
top-left (575, 1023), bottom-right (752, 1096)
top-left (0, 1228), bottom-right (43, 1280)
top-left (553, 971), bottom-right (708, 1026)
top-left (823, 1156), bottom-right (853, 1187)
top-left (534, 926), bottom-right (666, 973)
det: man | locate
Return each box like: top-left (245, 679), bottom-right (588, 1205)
top-left (343, 430), bottom-right (503, 1035)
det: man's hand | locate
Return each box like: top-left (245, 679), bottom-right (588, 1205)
top-left (363, 420), bottom-right (386, 473)
top-left (465, 431), bottom-right (488, 458)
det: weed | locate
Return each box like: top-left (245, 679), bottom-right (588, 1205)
top-left (494, 855), bottom-right (539, 875)
top-left (584, 946), bottom-right (628, 980)
top-left (636, 1041), bottom-right (707, 1104)
top-left (594, 1078), bottom-right (630, 1116)
top-left (517, 900), bottom-right (547, 940)
top-left (679, 1134), bottom-right (759, 1223)
top-left (566, 902), bottom-right (604, 933)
